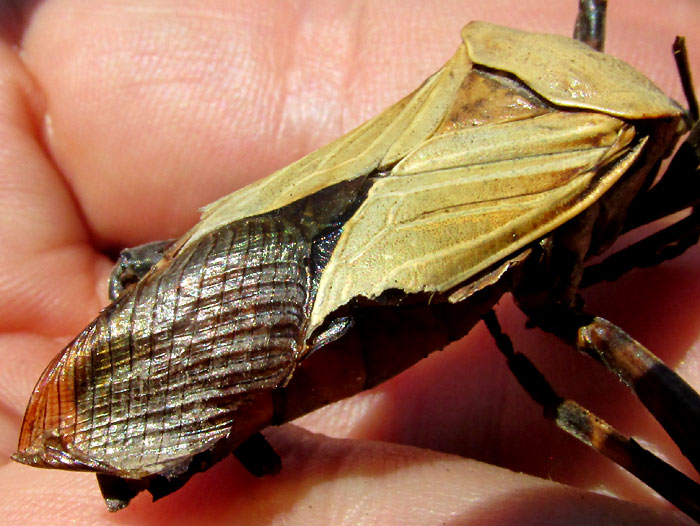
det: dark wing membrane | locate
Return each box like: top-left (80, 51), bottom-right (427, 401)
top-left (15, 215), bottom-right (311, 477)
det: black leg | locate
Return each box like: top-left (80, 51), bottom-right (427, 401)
top-left (482, 310), bottom-right (700, 523)
top-left (573, 0), bottom-right (607, 51)
top-left (97, 474), bottom-right (147, 512)
top-left (581, 208), bottom-right (700, 287)
top-left (576, 316), bottom-right (700, 475)
top-left (675, 36), bottom-right (700, 123)
top-left (233, 432), bottom-right (282, 477)
top-left (623, 121), bottom-right (700, 234)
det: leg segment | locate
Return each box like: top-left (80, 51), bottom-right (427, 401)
top-left (675, 36), bottom-right (699, 123)
top-left (108, 239), bottom-right (174, 300)
top-left (232, 432), bottom-right (282, 477)
top-left (581, 208), bottom-right (700, 287)
top-left (573, 0), bottom-right (607, 51)
top-left (623, 121), bottom-right (700, 234)
top-left (482, 310), bottom-right (700, 522)
top-left (518, 304), bottom-right (700, 479)
top-left (577, 316), bottom-right (700, 474)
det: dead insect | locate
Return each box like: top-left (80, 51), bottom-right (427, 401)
top-left (12, 0), bottom-right (700, 520)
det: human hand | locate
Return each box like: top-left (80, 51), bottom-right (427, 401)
top-left (1, 1), bottom-right (698, 524)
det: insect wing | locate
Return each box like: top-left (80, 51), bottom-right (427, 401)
top-left (14, 214), bottom-right (313, 477)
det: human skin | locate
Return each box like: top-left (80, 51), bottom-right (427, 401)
top-left (0, 0), bottom-right (699, 524)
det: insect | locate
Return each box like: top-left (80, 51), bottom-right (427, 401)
top-left (11, 0), bottom-right (700, 521)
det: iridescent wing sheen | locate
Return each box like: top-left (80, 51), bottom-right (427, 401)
top-left (16, 215), bottom-right (314, 477)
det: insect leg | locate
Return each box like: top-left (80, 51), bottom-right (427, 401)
top-left (575, 316), bottom-right (700, 475)
top-left (621, 36), bottom-right (699, 233)
top-left (573, 0), bottom-right (607, 52)
top-left (97, 474), bottom-right (148, 512)
top-left (233, 432), bottom-right (282, 477)
top-left (482, 310), bottom-right (700, 522)
top-left (580, 208), bottom-right (700, 287)
top-left (580, 119), bottom-right (699, 287)
top-left (521, 304), bottom-right (700, 479)
top-left (108, 239), bottom-right (174, 300)
top-left (623, 121), bottom-right (700, 233)
top-left (675, 36), bottom-right (699, 124)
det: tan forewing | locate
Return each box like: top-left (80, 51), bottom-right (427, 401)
top-left (308, 111), bottom-right (644, 332)
top-left (185, 22), bottom-right (683, 259)
top-left (181, 45), bottom-right (471, 252)
top-left (462, 21), bottom-right (683, 119)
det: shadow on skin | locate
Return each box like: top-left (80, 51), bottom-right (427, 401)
top-left (0, 0), bottom-right (42, 44)
top-left (110, 424), bottom-right (692, 525)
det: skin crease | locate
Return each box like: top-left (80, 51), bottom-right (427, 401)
top-left (0, 0), bottom-right (699, 524)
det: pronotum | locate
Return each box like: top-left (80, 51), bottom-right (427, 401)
top-left (4, 0), bottom-right (700, 523)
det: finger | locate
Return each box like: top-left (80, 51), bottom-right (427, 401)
top-left (16, 1), bottom-right (584, 247)
top-left (0, 427), bottom-right (694, 526)
top-left (0, 34), bottom-right (113, 459)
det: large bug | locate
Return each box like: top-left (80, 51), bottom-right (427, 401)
top-left (4, 0), bottom-right (700, 524)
